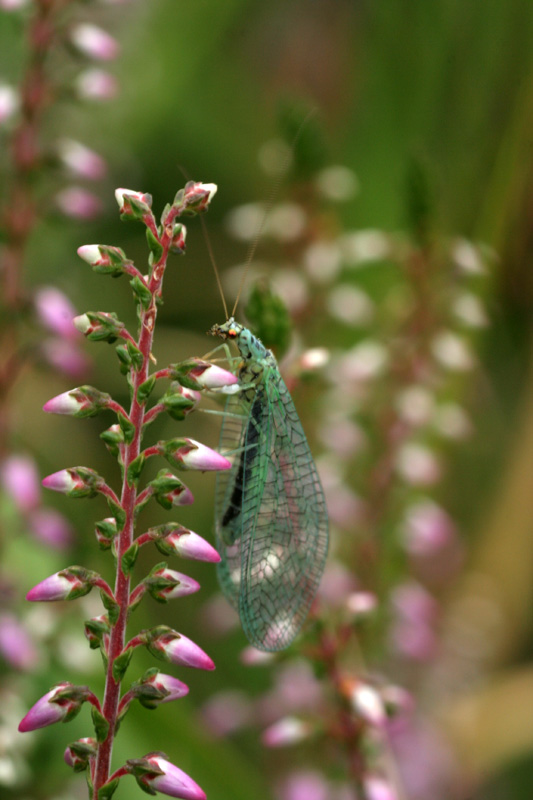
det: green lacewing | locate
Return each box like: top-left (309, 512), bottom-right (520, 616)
top-left (209, 316), bottom-right (329, 651)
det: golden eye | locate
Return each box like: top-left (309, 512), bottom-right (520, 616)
top-left (228, 329), bottom-right (237, 338)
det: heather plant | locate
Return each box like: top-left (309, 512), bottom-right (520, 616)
top-left (16, 182), bottom-right (239, 799)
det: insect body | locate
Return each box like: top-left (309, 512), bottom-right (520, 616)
top-left (210, 317), bottom-right (329, 652)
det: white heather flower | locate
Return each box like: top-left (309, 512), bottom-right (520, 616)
top-left (57, 139), bottom-right (106, 181)
top-left (262, 716), bottom-right (312, 747)
top-left (453, 292), bottom-right (488, 327)
top-left (299, 347), bottom-right (330, 371)
top-left (265, 203), bottom-right (307, 242)
top-left (451, 237), bottom-right (485, 274)
top-left (396, 443), bottom-right (440, 486)
top-left (0, 84), bottom-right (18, 124)
top-left (433, 402), bottom-right (471, 439)
top-left (225, 203), bottom-right (265, 241)
top-left (432, 331), bottom-right (474, 371)
top-left (271, 268), bottom-right (309, 313)
top-left (340, 229), bottom-right (391, 266)
top-left (350, 683), bottom-right (386, 728)
top-left (77, 245), bottom-right (102, 265)
top-left (395, 386), bottom-right (434, 426)
top-left (70, 24), bottom-right (119, 61)
top-left (304, 240), bottom-right (342, 283)
top-left (75, 69), bottom-right (118, 101)
top-left (339, 340), bottom-right (389, 382)
top-left (327, 284), bottom-right (374, 325)
top-left (315, 165), bottom-right (359, 201)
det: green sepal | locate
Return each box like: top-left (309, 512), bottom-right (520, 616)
top-left (98, 778), bottom-right (120, 800)
top-left (136, 779), bottom-right (157, 796)
top-left (115, 343), bottom-right (131, 373)
top-left (121, 543), bottom-right (139, 576)
top-left (118, 412), bottom-right (135, 444)
top-left (161, 383), bottom-right (198, 420)
top-left (100, 590), bottom-right (120, 626)
top-left (130, 274), bottom-right (152, 311)
top-left (137, 375), bottom-right (156, 405)
top-left (245, 281), bottom-right (291, 358)
top-left (146, 227), bottom-right (163, 262)
top-left (91, 705), bottom-right (110, 743)
top-left (83, 311), bottom-right (124, 343)
top-left (100, 426), bottom-right (125, 459)
top-left (127, 453), bottom-right (145, 487)
top-left (84, 615), bottom-right (110, 649)
top-left (127, 341), bottom-right (144, 371)
top-left (66, 738), bottom-right (97, 772)
top-left (106, 498), bottom-right (126, 529)
top-left (112, 648), bottom-right (133, 682)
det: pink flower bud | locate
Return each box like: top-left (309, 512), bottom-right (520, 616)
top-left (64, 737), bottom-right (97, 770)
top-left (56, 187), bottom-right (102, 220)
top-left (363, 775), bottom-right (398, 800)
top-left (40, 338), bottom-right (90, 378)
top-left (350, 682), bottom-right (386, 728)
top-left (34, 287), bottom-right (78, 339)
top-left (42, 467), bottom-right (101, 496)
top-left (0, 83), bottom-right (18, 125)
top-left (0, 0), bottom-right (30, 9)
top-left (128, 752), bottom-right (206, 799)
top-left (115, 187), bottom-right (152, 219)
top-left (170, 223), bottom-right (187, 254)
top-left (28, 508), bottom-right (73, 549)
top-left (160, 439), bottom-right (231, 471)
top-left (57, 139), bottom-right (106, 180)
top-left (182, 182), bottom-right (217, 213)
top-left (140, 672), bottom-right (189, 704)
top-left (27, 567), bottom-right (93, 602)
top-left (158, 528), bottom-right (220, 563)
top-left (279, 770), bottom-right (330, 800)
top-left (240, 646), bottom-right (275, 666)
top-left (0, 613), bottom-right (38, 670)
top-left (151, 631), bottom-right (215, 670)
top-left (146, 567), bottom-right (200, 601)
top-left (43, 386), bottom-right (110, 417)
top-left (201, 690), bottom-right (251, 736)
top-left (0, 454), bottom-right (40, 512)
top-left (189, 362), bottom-right (238, 389)
top-left (262, 717), bottom-right (312, 747)
top-left (76, 69), bottom-right (118, 101)
top-left (19, 682), bottom-right (84, 732)
top-left (71, 24), bottom-right (119, 61)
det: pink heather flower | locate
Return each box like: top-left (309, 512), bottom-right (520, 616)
top-left (350, 683), bottom-right (386, 728)
top-left (191, 362), bottom-right (238, 389)
top-left (201, 690), bottom-right (252, 737)
top-left (71, 24), bottom-right (119, 61)
top-left (395, 442), bottom-right (441, 486)
top-left (0, 613), bottom-right (38, 670)
top-left (148, 567), bottom-right (201, 601)
top-left (240, 645), bottom-right (275, 666)
top-left (42, 469), bottom-right (84, 495)
top-left (163, 529), bottom-right (220, 563)
top-left (346, 591), bottom-right (378, 619)
top-left (19, 682), bottom-right (76, 732)
top-left (363, 775), bottom-right (398, 800)
top-left (164, 439), bottom-right (231, 471)
top-left (64, 737), bottom-right (96, 770)
top-left (0, 454), bottom-right (40, 512)
top-left (402, 500), bottom-right (456, 557)
top-left (134, 753), bottom-right (206, 800)
top-left (41, 338), bottom-right (90, 378)
top-left (144, 672), bottom-right (189, 703)
top-left (0, 83), bottom-right (19, 124)
top-left (262, 716), bottom-right (312, 747)
top-left (161, 484), bottom-right (194, 507)
top-left (26, 570), bottom-right (84, 602)
top-left (153, 632), bottom-right (215, 670)
top-left (0, 0), bottom-right (30, 9)
top-left (28, 508), bottom-right (73, 549)
top-left (280, 770), bottom-right (330, 800)
top-left (76, 68), bottom-right (118, 101)
top-left (56, 187), bottom-right (102, 220)
top-left (114, 187), bottom-right (152, 215)
top-left (183, 182), bottom-right (217, 213)
top-left (43, 389), bottom-right (87, 415)
top-left (390, 583), bottom-right (438, 662)
top-left (34, 287), bottom-right (78, 339)
top-left (57, 139), bottom-right (106, 180)
top-left (317, 561), bottom-right (358, 607)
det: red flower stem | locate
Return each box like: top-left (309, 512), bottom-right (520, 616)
top-left (92, 578), bottom-right (115, 601)
top-left (97, 485), bottom-right (121, 508)
top-left (153, 368), bottom-right (171, 381)
top-left (86, 693), bottom-right (104, 714)
top-left (141, 445), bottom-right (159, 459)
top-left (128, 584), bottom-right (146, 607)
top-left (133, 532), bottom-right (153, 548)
top-left (135, 486), bottom-right (153, 509)
top-left (91, 219), bottom-right (174, 797)
top-left (106, 400), bottom-right (129, 419)
top-left (118, 329), bottom-right (139, 348)
top-left (117, 690), bottom-right (133, 716)
top-left (143, 404), bottom-right (164, 426)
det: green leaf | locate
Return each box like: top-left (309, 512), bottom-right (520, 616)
top-left (146, 227), bottom-right (164, 261)
top-left (98, 778), bottom-right (120, 800)
top-left (121, 543), bottom-right (139, 576)
top-left (112, 648), bottom-right (133, 682)
top-left (130, 274), bottom-right (153, 310)
top-left (244, 281), bottom-right (291, 357)
top-left (137, 375), bottom-right (156, 404)
top-left (100, 591), bottom-right (120, 626)
top-left (91, 705), bottom-right (110, 743)
top-left (127, 453), bottom-right (145, 487)
top-left (118, 412), bottom-right (136, 445)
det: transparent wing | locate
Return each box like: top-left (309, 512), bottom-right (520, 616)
top-left (238, 368), bottom-right (329, 651)
top-left (214, 392), bottom-right (249, 609)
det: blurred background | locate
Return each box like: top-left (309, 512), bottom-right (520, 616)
top-left (1, 0), bottom-right (533, 798)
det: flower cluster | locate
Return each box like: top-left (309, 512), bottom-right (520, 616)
top-left (18, 183), bottom-right (231, 799)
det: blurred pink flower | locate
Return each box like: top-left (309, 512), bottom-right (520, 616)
top-left (0, 613), bottom-right (38, 670)
top-left (34, 286), bottom-right (78, 339)
top-left (56, 187), bottom-right (103, 220)
top-left (0, 454), bottom-right (40, 512)
top-left (28, 508), bottom-right (73, 549)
